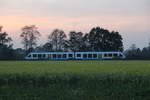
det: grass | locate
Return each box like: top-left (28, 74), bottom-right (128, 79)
top-left (0, 61), bottom-right (150, 100)
top-left (0, 61), bottom-right (150, 75)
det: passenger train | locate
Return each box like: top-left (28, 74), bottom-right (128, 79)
top-left (25, 52), bottom-right (126, 60)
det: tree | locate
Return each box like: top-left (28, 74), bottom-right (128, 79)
top-left (13, 48), bottom-right (26, 60)
top-left (68, 31), bottom-right (84, 52)
top-left (129, 44), bottom-right (137, 50)
top-left (88, 27), bottom-right (123, 51)
top-left (0, 26), bottom-right (12, 46)
top-left (141, 41), bottom-right (150, 59)
top-left (20, 25), bottom-right (40, 54)
top-left (88, 27), bottom-right (108, 51)
top-left (0, 26), bottom-right (15, 60)
top-left (125, 44), bottom-right (142, 59)
top-left (80, 33), bottom-right (91, 52)
top-left (48, 29), bottom-right (67, 51)
top-left (42, 43), bottom-right (53, 52)
top-left (109, 31), bottom-right (123, 51)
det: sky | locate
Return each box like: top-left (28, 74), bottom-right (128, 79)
top-left (0, 0), bottom-right (150, 49)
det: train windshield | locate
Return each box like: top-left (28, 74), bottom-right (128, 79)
top-left (119, 54), bottom-right (123, 57)
top-left (27, 54), bottom-right (31, 57)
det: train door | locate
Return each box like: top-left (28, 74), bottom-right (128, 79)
top-left (48, 54), bottom-right (51, 60)
top-left (98, 54), bottom-right (102, 59)
top-left (93, 53), bottom-right (98, 59)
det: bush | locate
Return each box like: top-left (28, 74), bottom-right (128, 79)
top-left (0, 73), bottom-right (150, 100)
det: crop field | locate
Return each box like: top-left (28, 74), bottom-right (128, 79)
top-left (0, 61), bottom-right (150, 75)
top-left (0, 61), bottom-right (150, 100)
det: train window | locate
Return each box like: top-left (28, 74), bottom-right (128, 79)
top-left (63, 54), bottom-right (67, 58)
top-left (48, 54), bottom-right (51, 58)
top-left (77, 54), bottom-right (81, 57)
top-left (42, 54), bottom-right (46, 58)
top-left (33, 54), bottom-right (37, 58)
top-left (88, 54), bottom-right (92, 58)
top-left (104, 54), bottom-right (108, 57)
top-left (53, 54), bottom-right (57, 58)
top-left (38, 54), bottom-right (42, 58)
top-left (119, 54), bottom-right (123, 57)
top-left (28, 55), bottom-right (31, 57)
top-left (93, 54), bottom-right (97, 58)
top-left (113, 54), bottom-right (118, 57)
top-left (58, 54), bottom-right (62, 58)
top-left (69, 54), bottom-right (73, 58)
top-left (83, 54), bottom-right (87, 58)
top-left (108, 54), bottom-right (112, 57)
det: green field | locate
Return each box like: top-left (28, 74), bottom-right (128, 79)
top-left (0, 61), bottom-right (150, 100)
top-left (0, 61), bottom-right (150, 75)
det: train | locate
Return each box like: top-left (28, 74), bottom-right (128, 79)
top-left (25, 52), bottom-right (126, 60)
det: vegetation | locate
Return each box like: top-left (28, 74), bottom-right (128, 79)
top-left (0, 26), bottom-right (125, 60)
top-left (0, 61), bottom-right (150, 74)
top-left (47, 29), bottom-right (67, 52)
top-left (125, 44), bottom-right (150, 60)
top-left (20, 25), bottom-right (41, 54)
top-left (0, 61), bottom-right (150, 100)
top-left (43, 27), bottom-right (123, 52)
top-left (0, 25), bottom-right (150, 99)
top-left (1, 25), bottom-right (150, 60)
top-left (0, 26), bottom-right (15, 60)
top-left (88, 27), bottom-right (123, 51)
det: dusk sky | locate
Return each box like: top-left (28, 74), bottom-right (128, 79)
top-left (0, 0), bottom-right (150, 49)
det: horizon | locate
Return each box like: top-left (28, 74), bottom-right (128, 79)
top-left (0, 0), bottom-right (150, 49)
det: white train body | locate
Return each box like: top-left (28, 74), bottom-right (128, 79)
top-left (25, 52), bottom-right (125, 60)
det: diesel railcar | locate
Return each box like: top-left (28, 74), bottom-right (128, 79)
top-left (25, 52), bottom-right (125, 60)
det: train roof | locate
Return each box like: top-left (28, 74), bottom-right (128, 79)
top-left (29, 51), bottom-right (123, 54)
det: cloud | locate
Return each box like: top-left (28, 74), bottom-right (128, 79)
top-left (0, 0), bottom-right (149, 17)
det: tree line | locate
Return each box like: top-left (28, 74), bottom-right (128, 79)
top-left (125, 44), bottom-right (150, 60)
top-left (20, 25), bottom-right (123, 53)
top-left (0, 25), bottom-right (149, 60)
